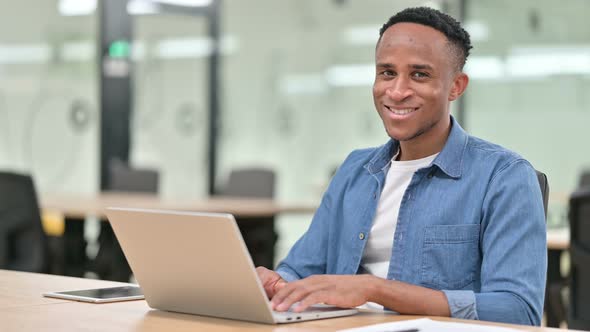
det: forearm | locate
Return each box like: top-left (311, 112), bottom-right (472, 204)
top-left (366, 276), bottom-right (451, 317)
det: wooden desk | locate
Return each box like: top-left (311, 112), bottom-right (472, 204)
top-left (40, 192), bottom-right (317, 219)
top-left (0, 270), bottom-right (567, 332)
top-left (0, 270), bottom-right (124, 310)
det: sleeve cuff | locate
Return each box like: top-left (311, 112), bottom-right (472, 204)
top-left (442, 290), bottom-right (479, 320)
top-left (276, 268), bottom-right (300, 282)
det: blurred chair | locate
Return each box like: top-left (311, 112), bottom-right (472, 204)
top-left (536, 170), bottom-right (549, 218)
top-left (93, 159), bottom-right (159, 281)
top-left (579, 170), bottom-right (590, 188)
top-left (545, 170), bottom-right (590, 327)
top-left (220, 167), bottom-right (277, 269)
top-left (223, 168), bottom-right (275, 198)
top-left (106, 158), bottom-right (159, 193)
top-left (568, 187), bottom-right (590, 330)
top-left (536, 170), bottom-right (566, 327)
top-left (0, 171), bottom-right (48, 273)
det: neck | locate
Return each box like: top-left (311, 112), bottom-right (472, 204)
top-left (397, 117), bottom-right (451, 161)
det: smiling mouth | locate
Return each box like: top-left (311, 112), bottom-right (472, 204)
top-left (385, 106), bottom-right (418, 115)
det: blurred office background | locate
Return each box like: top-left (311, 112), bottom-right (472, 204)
top-left (0, 0), bottom-right (589, 291)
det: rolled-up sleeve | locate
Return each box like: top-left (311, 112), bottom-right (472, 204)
top-left (442, 290), bottom-right (478, 319)
top-left (277, 268), bottom-right (300, 283)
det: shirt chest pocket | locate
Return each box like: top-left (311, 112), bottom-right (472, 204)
top-left (420, 224), bottom-right (480, 290)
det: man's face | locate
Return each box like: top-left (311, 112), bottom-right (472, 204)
top-left (373, 22), bottom-right (465, 144)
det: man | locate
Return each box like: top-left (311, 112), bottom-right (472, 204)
top-left (257, 7), bottom-right (546, 326)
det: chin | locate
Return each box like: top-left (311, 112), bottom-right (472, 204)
top-left (386, 128), bottom-right (417, 142)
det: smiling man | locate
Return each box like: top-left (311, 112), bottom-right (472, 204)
top-left (256, 7), bottom-right (546, 326)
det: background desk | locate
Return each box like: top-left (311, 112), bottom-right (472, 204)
top-left (39, 192), bottom-right (317, 278)
top-left (1, 270), bottom-right (569, 332)
top-left (40, 192), bottom-right (317, 219)
top-left (547, 228), bottom-right (569, 251)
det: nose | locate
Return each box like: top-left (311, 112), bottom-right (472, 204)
top-left (385, 77), bottom-right (414, 102)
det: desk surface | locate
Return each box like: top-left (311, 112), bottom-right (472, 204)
top-left (0, 270), bottom-right (571, 332)
top-left (40, 192), bottom-right (317, 219)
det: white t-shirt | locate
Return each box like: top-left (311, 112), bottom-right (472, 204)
top-left (359, 151), bottom-right (438, 310)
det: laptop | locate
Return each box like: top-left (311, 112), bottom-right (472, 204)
top-left (105, 207), bottom-right (358, 324)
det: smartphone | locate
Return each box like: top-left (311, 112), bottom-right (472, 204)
top-left (43, 285), bottom-right (144, 303)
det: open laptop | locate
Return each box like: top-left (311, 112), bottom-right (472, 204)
top-left (105, 207), bottom-right (358, 324)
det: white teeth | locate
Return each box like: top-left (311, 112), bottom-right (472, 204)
top-left (388, 107), bottom-right (415, 115)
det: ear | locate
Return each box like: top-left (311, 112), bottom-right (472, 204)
top-left (448, 72), bottom-right (469, 101)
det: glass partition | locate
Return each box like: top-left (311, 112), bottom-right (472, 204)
top-left (0, 1), bottom-right (98, 195)
top-left (131, 13), bottom-right (210, 199)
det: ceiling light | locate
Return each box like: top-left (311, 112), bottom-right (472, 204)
top-left (60, 41), bottom-right (94, 62)
top-left (156, 38), bottom-right (213, 59)
top-left (464, 56), bottom-right (504, 80)
top-left (127, 0), bottom-right (160, 15)
top-left (325, 64), bottom-right (374, 87)
top-left (58, 0), bottom-right (96, 16)
top-left (154, 0), bottom-right (212, 6)
top-left (280, 74), bottom-right (326, 95)
top-left (463, 21), bottom-right (490, 42)
top-left (342, 25), bottom-right (381, 45)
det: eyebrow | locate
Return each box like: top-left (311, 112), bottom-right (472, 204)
top-left (411, 64), bottom-right (434, 71)
top-left (376, 63), bottom-right (434, 71)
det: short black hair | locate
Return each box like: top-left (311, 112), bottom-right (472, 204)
top-left (378, 7), bottom-right (472, 70)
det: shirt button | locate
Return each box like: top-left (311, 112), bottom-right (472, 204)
top-left (373, 193), bottom-right (377, 199)
top-left (359, 232), bottom-right (365, 240)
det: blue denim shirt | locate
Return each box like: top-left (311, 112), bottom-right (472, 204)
top-left (276, 117), bottom-right (547, 326)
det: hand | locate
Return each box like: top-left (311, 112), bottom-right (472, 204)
top-left (256, 266), bottom-right (287, 299)
top-left (270, 274), bottom-right (373, 312)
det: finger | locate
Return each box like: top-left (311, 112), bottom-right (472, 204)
top-left (255, 266), bottom-right (268, 273)
top-left (270, 282), bottom-right (298, 309)
top-left (292, 290), bottom-right (330, 312)
top-left (256, 267), bottom-right (284, 298)
top-left (274, 279), bottom-right (329, 312)
top-left (275, 285), bottom-right (312, 312)
top-left (272, 276), bottom-right (329, 310)
top-left (255, 266), bottom-right (270, 279)
top-left (273, 279), bottom-right (287, 293)
top-left (265, 277), bottom-right (286, 299)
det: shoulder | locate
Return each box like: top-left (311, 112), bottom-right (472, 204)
top-left (461, 136), bottom-right (540, 200)
top-left (464, 135), bottom-right (535, 174)
top-left (340, 146), bottom-right (377, 168)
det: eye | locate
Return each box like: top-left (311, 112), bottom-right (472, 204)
top-left (412, 71), bottom-right (429, 79)
top-left (380, 70), bottom-right (395, 77)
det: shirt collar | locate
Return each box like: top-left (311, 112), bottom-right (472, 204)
top-left (365, 116), bottom-right (467, 178)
